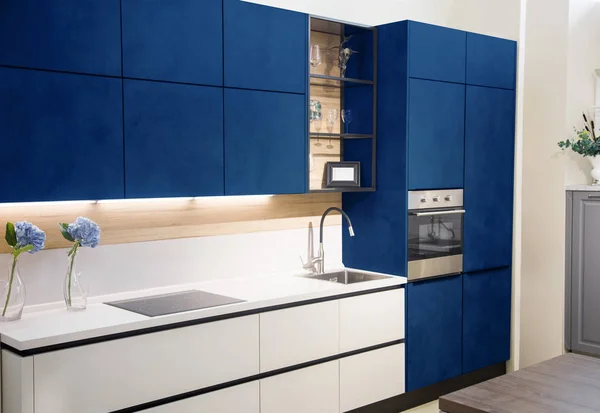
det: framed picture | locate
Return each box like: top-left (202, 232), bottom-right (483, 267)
top-left (325, 161), bottom-right (360, 188)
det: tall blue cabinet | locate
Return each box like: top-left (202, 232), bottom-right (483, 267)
top-left (343, 21), bottom-right (516, 395)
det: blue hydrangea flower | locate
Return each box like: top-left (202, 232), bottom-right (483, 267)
top-left (67, 217), bottom-right (101, 248)
top-left (15, 221), bottom-right (46, 254)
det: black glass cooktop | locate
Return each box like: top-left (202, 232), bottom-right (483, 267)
top-left (104, 290), bottom-right (245, 317)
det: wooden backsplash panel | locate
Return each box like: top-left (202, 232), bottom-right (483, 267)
top-left (0, 193), bottom-right (342, 253)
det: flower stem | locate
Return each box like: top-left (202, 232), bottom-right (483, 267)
top-left (2, 255), bottom-right (18, 317)
top-left (67, 243), bottom-right (79, 307)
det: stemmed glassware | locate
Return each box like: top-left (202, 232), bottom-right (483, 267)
top-left (327, 109), bottom-right (339, 149)
top-left (310, 44), bottom-right (322, 68)
top-left (314, 118), bottom-right (322, 147)
top-left (341, 109), bottom-right (352, 134)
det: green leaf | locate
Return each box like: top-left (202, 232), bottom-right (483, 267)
top-left (14, 244), bottom-right (33, 256)
top-left (59, 223), bottom-right (75, 242)
top-left (5, 222), bottom-right (16, 248)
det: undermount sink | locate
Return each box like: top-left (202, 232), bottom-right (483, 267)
top-left (300, 270), bottom-right (389, 285)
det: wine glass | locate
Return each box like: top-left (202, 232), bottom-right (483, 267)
top-left (314, 118), bottom-right (322, 147)
top-left (327, 109), bottom-right (339, 133)
top-left (310, 44), bottom-right (322, 68)
top-left (341, 110), bottom-right (352, 134)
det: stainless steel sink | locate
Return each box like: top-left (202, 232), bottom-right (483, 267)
top-left (300, 270), bottom-right (389, 285)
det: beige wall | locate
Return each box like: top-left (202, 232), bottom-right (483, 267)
top-left (565, 0), bottom-right (600, 185)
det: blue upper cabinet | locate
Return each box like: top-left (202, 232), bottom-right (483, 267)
top-left (406, 274), bottom-right (463, 391)
top-left (223, 0), bottom-right (308, 93)
top-left (122, 0), bottom-right (223, 86)
top-left (408, 78), bottom-right (465, 190)
top-left (464, 86), bottom-right (515, 272)
top-left (408, 21), bottom-right (466, 84)
top-left (224, 88), bottom-right (306, 195)
top-left (124, 80), bottom-right (224, 198)
top-left (0, 0), bottom-right (121, 76)
top-left (0, 68), bottom-right (124, 202)
top-left (466, 33), bottom-right (517, 90)
top-left (463, 267), bottom-right (512, 373)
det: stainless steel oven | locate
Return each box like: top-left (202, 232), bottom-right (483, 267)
top-left (408, 189), bottom-right (464, 281)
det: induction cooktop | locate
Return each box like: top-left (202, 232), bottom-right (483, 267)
top-left (104, 290), bottom-right (245, 317)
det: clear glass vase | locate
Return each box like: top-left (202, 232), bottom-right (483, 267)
top-left (64, 250), bottom-right (87, 311)
top-left (0, 256), bottom-right (26, 321)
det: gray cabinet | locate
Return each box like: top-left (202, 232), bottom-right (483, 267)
top-left (566, 190), bottom-right (600, 355)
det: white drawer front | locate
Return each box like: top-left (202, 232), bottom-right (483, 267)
top-left (340, 344), bottom-right (405, 412)
top-left (33, 315), bottom-right (259, 413)
top-left (261, 361), bottom-right (339, 413)
top-left (339, 289), bottom-right (404, 352)
top-left (260, 301), bottom-right (339, 371)
top-left (142, 382), bottom-right (259, 413)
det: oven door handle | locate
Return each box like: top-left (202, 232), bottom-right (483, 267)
top-left (412, 209), bottom-right (466, 217)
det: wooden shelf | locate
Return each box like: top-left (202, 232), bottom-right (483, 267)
top-left (310, 133), bottom-right (374, 140)
top-left (309, 187), bottom-right (376, 194)
top-left (309, 74), bottom-right (374, 88)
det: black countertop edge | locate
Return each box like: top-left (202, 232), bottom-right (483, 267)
top-left (2, 283), bottom-right (404, 357)
top-left (109, 339), bottom-right (405, 413)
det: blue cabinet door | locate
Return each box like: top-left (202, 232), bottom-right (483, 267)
top-left (408, 78), bottom-right (465, 190)
top-left (406, 274), bottom-right (463, 391)
top-left (0, 0), bottom-right (121, 76)
top-left (408, 22), bottom-right (466, 84)
top-left (463, 267), bottom-right (512, 373)
top-left (466, 33), bottom-right (517, 90)
top-left (0, 68), bottom-right (124, 202)
top-left (224, 88), bottom-right (306, 195)
top-left (223, 0), bottom-right (308, 93)
top-left (122, 0), bottom-right (223, 86)
top-left (464, 86), bottom-right (515, 272)
top-left (124, 80), bottom-right (224, 198)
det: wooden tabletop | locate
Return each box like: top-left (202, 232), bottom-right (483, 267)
top-left (439, 353), bottom-right (600, 413)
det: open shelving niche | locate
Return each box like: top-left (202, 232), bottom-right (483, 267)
top-left (308, 17), bottom-right (377, 193)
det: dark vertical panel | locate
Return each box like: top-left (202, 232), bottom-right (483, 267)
top-left (466, 33), bottom-right (517, 90)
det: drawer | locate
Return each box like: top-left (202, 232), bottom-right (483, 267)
top-left (142, 382), bottom-right (259, 413)
top-left (260, 301), bottom-right (339, 371)
top-left (340, 289), bottom-right (405, 352)
top-left (260, 361), bottom-right (339, 413)
top-left (340, 344), bottom-right (405, 412)
top-left (33, 316), bottom-right (259, 413)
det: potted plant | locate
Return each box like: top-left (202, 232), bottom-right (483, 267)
top-left (559, 113), bottom-right (600, 184)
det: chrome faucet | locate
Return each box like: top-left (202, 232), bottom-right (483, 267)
top-left (301, 207), bottom-right (355, 274)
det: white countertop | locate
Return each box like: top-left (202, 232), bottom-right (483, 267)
top-left (0, 270), bottom-right (406, 352)
top-left (567, 184), bottom-right (600, 191)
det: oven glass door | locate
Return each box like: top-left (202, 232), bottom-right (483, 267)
top-left (408, 210), bottom-right (463, 262)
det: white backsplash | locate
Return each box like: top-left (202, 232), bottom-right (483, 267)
top-left (0, 226), bottom-right (343, 307)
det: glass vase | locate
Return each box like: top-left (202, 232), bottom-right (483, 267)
top-left (0, 256), bottom-right (26, 321)
top-left (64, 250), bottom-right (87, 311)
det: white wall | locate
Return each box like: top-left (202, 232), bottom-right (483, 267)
top-left (564, 0), bottom-right (600, 185)
top-left (0, 225), bottom-right (343, 307)
top-left (518, 0), bottom-right (569, 368)
top-left (246, 0), bottom-right (520, 39)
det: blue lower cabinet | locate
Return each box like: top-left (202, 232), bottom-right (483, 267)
top-left (224, 88), bottom-right (307, 195)
top-left (406, 274), bottom-right (463, 391)
top-left (0, 68), bottom-right (124, 202)
top-left (124, 80), bottom-right (224, 198)
top-left (463, 267), bottom-right (512, 374)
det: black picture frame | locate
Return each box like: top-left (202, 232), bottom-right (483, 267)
top-left (325, 162), bottom-right (361, 188)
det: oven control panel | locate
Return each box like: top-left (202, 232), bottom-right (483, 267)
top-left (408, 189), bottom-right (464, 210)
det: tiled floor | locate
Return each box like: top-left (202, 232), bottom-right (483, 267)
top-left (403, 401), bottom-right (439, 413)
